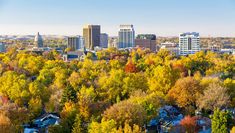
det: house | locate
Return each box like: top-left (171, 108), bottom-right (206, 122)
top-left (146, 105), bottom-right (184, 133)
top-left (24, 113), bottom-right (60, 133)
top-left (196, 116), bottom-right (211, 133)
top-left (63, 51), bottom-right (86, 62)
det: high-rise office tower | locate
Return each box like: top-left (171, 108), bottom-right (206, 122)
top-left (135, 34), bottom-right (157, 51)
top-left (118, 25), bottom-right (135, 48)
top-left (100, 33), bottom-right (108, 48)
top-left (67, 36), bottom-right (84, 51)
top-left (83, 25), bottom-right (100, 50)
top-left (34, 32), bottom-right (43, 48)
top-left (179, 32), bottom-right (200, 55)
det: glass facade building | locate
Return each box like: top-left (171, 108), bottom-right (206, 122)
top-left (100, 33), bottom-right (108, 48)
top-left (83, 25), bottom-right (100, 50)
top-left (118, 25), bottom-right (135, 48)
top-left (67, 36), bottom-right (84, 51)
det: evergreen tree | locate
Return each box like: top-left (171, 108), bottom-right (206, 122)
top-left (72, 114), bottom-right (85, 133)
top-left (211, 109), bottom-right (232, 133)
top-left (61, 84), bottom-right (77, 106)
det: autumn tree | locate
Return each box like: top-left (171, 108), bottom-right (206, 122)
top-left (53, 68), bottom-right (69, 90)
top-left (148, 65), bottom-right (179, 96)
top-left (77, 86), bottom-right (96, 121)
top-left (0, 112), bottom-right (13, 133)
top-left (29, 80), bottom-right (50, 103)
top-left (17, 54), bottom-right (44, 75)
top-left (231, 127), bottom-right (235, 133)
top-left (167, 77), bottom-right (203, 114)
top-left (59, 102), bottom-right (78, 133)
top-left (122, 73), bottom-right (148, 97)
top-left (128, 91), bottom-right (163, 121)
top-left (180, 115), bottom-right (197, 133)
top-left (0, 71), bottom-right (29, 105)
top-left (197, 83), bottom-right (230, 111)
top-left (28, 97), bottom-right (43, 119)
top-left (0, 103), bottom-right (29, 132)
top-left (125, 60), bottom-right (138, 73)
top-left (88, 119), bottom-right (117, 133)
top-left (181, 51), bottom-right (213, 76)
top-left (102, 100), bottom-right (147, 127)
top-left (98, 69), bottom-right (125, 103)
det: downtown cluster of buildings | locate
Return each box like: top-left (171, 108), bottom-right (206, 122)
top-left (66, 24), bottom-right (203, 56)
top-left (67, 24), bottom-right (157, 52)
top-left (1, 24), bottom-right (234, 58)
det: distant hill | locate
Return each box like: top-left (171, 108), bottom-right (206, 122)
top-left (0, 35), bottom-right (68, 40)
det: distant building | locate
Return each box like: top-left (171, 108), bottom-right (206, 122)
top-left (160, 42), bottom-right (179, 56)
top-left (135, 34), bottom-right (156, 52)
top-left (83, 25), bottom-right (101, 50)
top-left (0, 42), bottom-right (6, 52)
top-left (100, 33), bottom-right (108, 48)
top-left (220, 48), bottom-right (235, 55)
top-left (108, 37), bottom-right (118, 48)
top-left (34, 32), bottom-right (43, 48)
top-left (67, 36), bottom-right (84, 51)
top-left (118, 25), bottom-right (135, 48)
top-left (179, 32), bottom-right (200, 55)
top-left (63, 51), bottom-right (86, 62)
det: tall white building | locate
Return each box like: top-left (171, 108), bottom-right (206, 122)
top-left (67, 36), bottom-right (84, 51)
top-left (118, 25), bottom-right (135, 48)
top-left (100, 33), bottom-right (108, 48)
top-left (179, 32), bottom-right (200, 55)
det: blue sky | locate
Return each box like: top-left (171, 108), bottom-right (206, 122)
top-left (0, 0), bottom-right (234, 36)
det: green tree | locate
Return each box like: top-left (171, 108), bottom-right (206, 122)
top-left (59, 102), bottom-right (78, 133)
top-left (211, 109), bottom-right (232, 133)
top-left (72, 114), bottom-right (85, 133)
top-left (61, 85), bottom-right (77, 105)
top-left (28, 97), bottom-right (43, 119)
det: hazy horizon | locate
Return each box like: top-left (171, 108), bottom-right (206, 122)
top-left (0, 0), bottom-right (234, 37)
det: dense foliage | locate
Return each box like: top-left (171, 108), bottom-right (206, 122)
top-left (0, 47), bottom-right (234, 132)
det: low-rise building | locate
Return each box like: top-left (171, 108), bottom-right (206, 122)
top-left (108, 37), bottom-right (118, 48)
top-left (160, 42), bottom-right (179, 56)
top-left (63, 51), bottom-right (86, 62)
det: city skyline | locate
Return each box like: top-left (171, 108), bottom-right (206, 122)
top-left (0, 0), bottom-right (235, 37)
